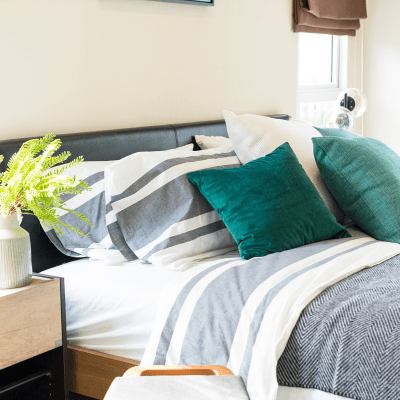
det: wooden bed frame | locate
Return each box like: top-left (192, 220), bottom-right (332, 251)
top-left (67, 345), bottom-right (139, 399)
top-left (0, 115), bottom-right (290, 399)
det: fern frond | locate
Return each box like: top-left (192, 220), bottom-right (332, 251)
top-left (42, 151), bottom-right (71, 170)
top-left (0, 134), bottom-right (91, 236)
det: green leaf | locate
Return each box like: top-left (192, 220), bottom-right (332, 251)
top-left (0, 134), bottom-right (91, 236)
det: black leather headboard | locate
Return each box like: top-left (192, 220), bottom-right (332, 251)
top-left (0, 114), bottom-right (289, 272)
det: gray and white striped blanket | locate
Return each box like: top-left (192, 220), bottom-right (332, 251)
top-left (142, 234), bottom-right (400, 400)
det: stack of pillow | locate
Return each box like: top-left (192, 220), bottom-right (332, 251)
top-left (43, 143), bottom-right (195, 266)
top-left (44, 143), bottom-right (242, 270)
top-left (192, 111), bottom-right (400, 260)
top-left (44, 111), bottom-right (400, 270)
top-left (189, 111), bottom-right (351, 260)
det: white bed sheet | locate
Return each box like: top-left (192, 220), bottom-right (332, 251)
top-left (44, 251), bottom-right (350, 400)
top-left (44, 258), bottom-right (179, 361)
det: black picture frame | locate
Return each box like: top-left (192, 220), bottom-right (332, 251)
top-left (152, 0), bottom-right (214, 5)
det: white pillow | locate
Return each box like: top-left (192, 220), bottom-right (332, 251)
top-left (176, 143), bottom-right (194, 151)
top-left (195, 135), bottom-right (232, 150)
top-left (42, 161), bottom-right (127, 263)
top-left (222, 111), bottom-right (345, 223)
top-left (105, 146), bottom-right (240, 270)
top-left (43, 143), bottom-right (194, 264)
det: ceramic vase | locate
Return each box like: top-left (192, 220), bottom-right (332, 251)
top-left (0, 214), bottom-right (32, 289)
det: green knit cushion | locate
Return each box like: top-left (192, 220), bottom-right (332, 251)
top-left (313, 136), bottom-right (400, 243)
top-left (187, 142), bottom-right (349, 260)
top-left (314, 127), bottom-right (359, 139)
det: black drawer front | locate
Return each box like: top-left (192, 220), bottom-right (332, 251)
top-left (0, 347), bottom-right (66, 400)
top-left (0, 370), bottom-right (52, 400)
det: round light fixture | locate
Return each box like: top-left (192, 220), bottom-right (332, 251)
top-left (337, 88), bottom-right (367, 118)
top-left (324, 107), bottom-right (355, 131)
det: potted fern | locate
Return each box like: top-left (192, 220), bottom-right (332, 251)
top-left (0, 134), bottom-right (91, 289)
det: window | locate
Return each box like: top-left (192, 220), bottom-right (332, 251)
top-left (297, 33), bottom-right (348, 127)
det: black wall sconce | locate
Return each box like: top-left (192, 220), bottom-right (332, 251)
top-left (324, 88), bottom-right (368, 132)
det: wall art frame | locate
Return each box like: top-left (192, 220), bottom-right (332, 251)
top-left (152, 0), bottom-right (214, 6)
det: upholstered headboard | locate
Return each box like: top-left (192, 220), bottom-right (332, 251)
top-left (0, 114), bottom-right (289, 272)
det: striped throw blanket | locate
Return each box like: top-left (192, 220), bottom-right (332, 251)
top-left (142, 235), bottom-right (400, 400)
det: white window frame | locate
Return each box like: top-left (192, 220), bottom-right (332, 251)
top-left (297, 35), bottom-right (348, 113)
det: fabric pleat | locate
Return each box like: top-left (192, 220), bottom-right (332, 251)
top-left (293, 0), bottom-right (367, 36)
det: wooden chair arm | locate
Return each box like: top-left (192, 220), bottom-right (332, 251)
top-left (123, 365), bottom-right (233, 377)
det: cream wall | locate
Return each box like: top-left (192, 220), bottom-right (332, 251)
top-left (363, 0), bottom-right (400, 152)
top-left (0, 0), bottom-right (297, 140)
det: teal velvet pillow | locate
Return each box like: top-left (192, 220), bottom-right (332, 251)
top-left (314, 127), bottom-right (359, 139)
top-left (313, 136), bottom-right (400, 243)
top-left (187, 142), bottom-right (350, 260)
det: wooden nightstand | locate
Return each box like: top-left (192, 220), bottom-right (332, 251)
top-left (0, 273), bottom-right (67, 400)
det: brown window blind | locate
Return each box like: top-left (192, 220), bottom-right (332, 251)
top-left (293, 0), bottom-right (367, 36)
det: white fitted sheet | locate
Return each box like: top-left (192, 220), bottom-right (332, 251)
top-left (44, 258), bottom-right (179, 361)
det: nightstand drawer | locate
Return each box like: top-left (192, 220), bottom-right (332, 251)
top-left (0, 277), bottom-right (62, 369)
top-left (0, 370), bottom-right (52, 400)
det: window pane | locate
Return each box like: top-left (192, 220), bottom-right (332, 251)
top-left (299, 101), bottom-right (337, 127)
top-left (298, 33), bottom-right (339, 86)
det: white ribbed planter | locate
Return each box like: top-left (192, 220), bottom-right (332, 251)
top-left (0, 214), bottom-right (32, 289)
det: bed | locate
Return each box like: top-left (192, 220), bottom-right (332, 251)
top-left (2, 114), bottom-right (400, 400)
top-left (0, 115), bottom-right (288, 398)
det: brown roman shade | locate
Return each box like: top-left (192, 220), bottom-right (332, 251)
top-left (293, 0), bottom-right (367, 36)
